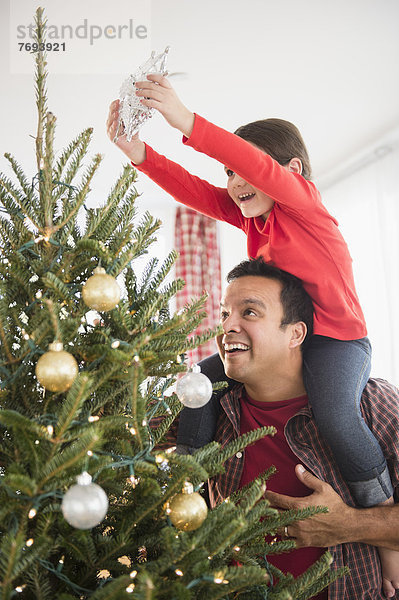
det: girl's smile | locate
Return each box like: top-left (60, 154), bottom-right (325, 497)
top-left (225, 167), bottom-right (275, 220)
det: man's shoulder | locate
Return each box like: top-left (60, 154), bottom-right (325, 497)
top-left (361, 378), bottom-right (399, 428)
top-left (363, 377), bottom-right (399, 402)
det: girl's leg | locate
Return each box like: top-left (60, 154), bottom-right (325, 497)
top-left (303, 335), bottom-right (393, 507)
top-left (176, 353), bottom-right (235, 452)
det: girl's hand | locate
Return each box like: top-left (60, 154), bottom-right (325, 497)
top-left (134, 74), bottom-right (195, 137)
top-left (106, 99), bottom-right (147, 165)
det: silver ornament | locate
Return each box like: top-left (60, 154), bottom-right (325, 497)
top-left (61, 472), bottom-right (108, 530)
top-left (115, 46), bottom-right (170, 142)
top-left (176, 365), bottom-right (212, 408)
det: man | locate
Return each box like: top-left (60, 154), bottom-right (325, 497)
top-left (160, 257), bottom-right (399, 599)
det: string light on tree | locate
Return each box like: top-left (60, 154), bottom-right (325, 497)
top-left (82, 267), bottom-right (121, 312)
top-left (176, 364), bottom-right (213, 408)
top-left (61, 472), bottom-right (108, 529)
top-left (166, 481), bottom-right (208, 531)
top-left (35, 341), bottom-right (78, 392)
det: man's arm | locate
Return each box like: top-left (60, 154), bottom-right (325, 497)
top-left (265, 464), bottom-right (399, 551)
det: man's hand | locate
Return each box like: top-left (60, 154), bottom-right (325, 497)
top-left (134, 74), bottom-right (195, 137)
top-left (265, 464), bottom-right (355, 548)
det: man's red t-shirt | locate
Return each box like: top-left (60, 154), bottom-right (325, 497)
top-left (239, 393), bottom-right (328, 600)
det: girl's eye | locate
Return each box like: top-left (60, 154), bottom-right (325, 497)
top-left (224, 168), bottom-right (234, 177)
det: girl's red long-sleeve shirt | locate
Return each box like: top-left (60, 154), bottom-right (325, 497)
top-left (135, 114), bottom-right (367, 340)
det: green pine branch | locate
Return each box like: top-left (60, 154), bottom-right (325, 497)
top-left (52, 128), bottom-right (93, 195)
top-left (0, 172), bottom-right (40, 230)
top-left (55, 374), bottom-right (93, 440)
top-left (33, 7), bottom-right (48, 175)
top-left (54, 153), bottom-right (103, 232)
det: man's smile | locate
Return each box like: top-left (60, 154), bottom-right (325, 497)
top-left (224, 342), bottom-right (251, 354)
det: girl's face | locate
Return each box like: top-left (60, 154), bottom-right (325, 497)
top-left (225, 167), bottom-right (275, 221)
top-left (225, 156), bottom-right (301, 221)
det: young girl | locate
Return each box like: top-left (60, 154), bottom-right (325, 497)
top-left (106, 74), bottom-right (398, 597)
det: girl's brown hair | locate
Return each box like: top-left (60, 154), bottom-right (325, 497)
top-left (234, 118), bottom-right (312, 180)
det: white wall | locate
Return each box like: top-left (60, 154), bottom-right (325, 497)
top-left (320, 140), bottom-right (399, 384)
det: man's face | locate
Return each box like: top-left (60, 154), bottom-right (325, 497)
top-left (216, 275), bottom-right (296, 386)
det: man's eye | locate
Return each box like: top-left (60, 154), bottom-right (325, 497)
top-left (224, 168), bottom-right (234, 177)
top-left (220, 311), bottom-right (229, 321)
top-left (244, 309), bottom-right (256, 316)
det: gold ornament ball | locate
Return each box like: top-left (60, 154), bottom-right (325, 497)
top-left (167, 482), bottom-right (208, 531)
top-left (35, 342), bottom-right (78, 393)
top-left (82, 267), bottom-right (121, 312)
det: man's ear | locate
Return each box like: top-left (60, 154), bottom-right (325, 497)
top-left (289, 321), bottom-right (307, 349)
top-left (287, 157), bottom-right (302, 175)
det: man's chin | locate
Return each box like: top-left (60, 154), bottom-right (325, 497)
top-left (224, 363), bottom-right (245, 383)
top-left (218, 350), bottom-right (246, 383)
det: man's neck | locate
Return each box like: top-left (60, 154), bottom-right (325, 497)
top-left (244, 371), bottom-right (306, 403)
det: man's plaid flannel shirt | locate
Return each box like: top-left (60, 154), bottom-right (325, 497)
top-left (152, 377), bottom-right (399, 599)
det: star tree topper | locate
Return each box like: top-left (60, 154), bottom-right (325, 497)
top-left (114, 46), bottom-right (170, 142)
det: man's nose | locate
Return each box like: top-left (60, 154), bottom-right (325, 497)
top-left (222, 314), bottom-right (241, 333)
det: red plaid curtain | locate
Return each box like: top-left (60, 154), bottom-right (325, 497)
top-left (174, 206), bottom-right (222, 364)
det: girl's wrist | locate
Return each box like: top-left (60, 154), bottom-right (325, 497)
top-left (129, 142), bottom-right (147, 165)
top-left (180, 111), bottom-right (195, 138)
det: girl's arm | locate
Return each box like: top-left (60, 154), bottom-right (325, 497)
top-left (106, 100), bottom-right (245, 228)
top-left (135, 143), bottom-right (245, 227)
top-left (185, 115), bottom-right (322, 214)
top-left (136, 75), bottom-right (322, 214)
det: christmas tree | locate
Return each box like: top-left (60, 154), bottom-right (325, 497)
top-left (0, 8), bottom-right (346, 599)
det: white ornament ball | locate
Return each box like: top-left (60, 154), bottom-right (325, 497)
top-left (61, 472), bottom-right (108, 530)
top-left (176, 366), bottom-right (212, 408)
